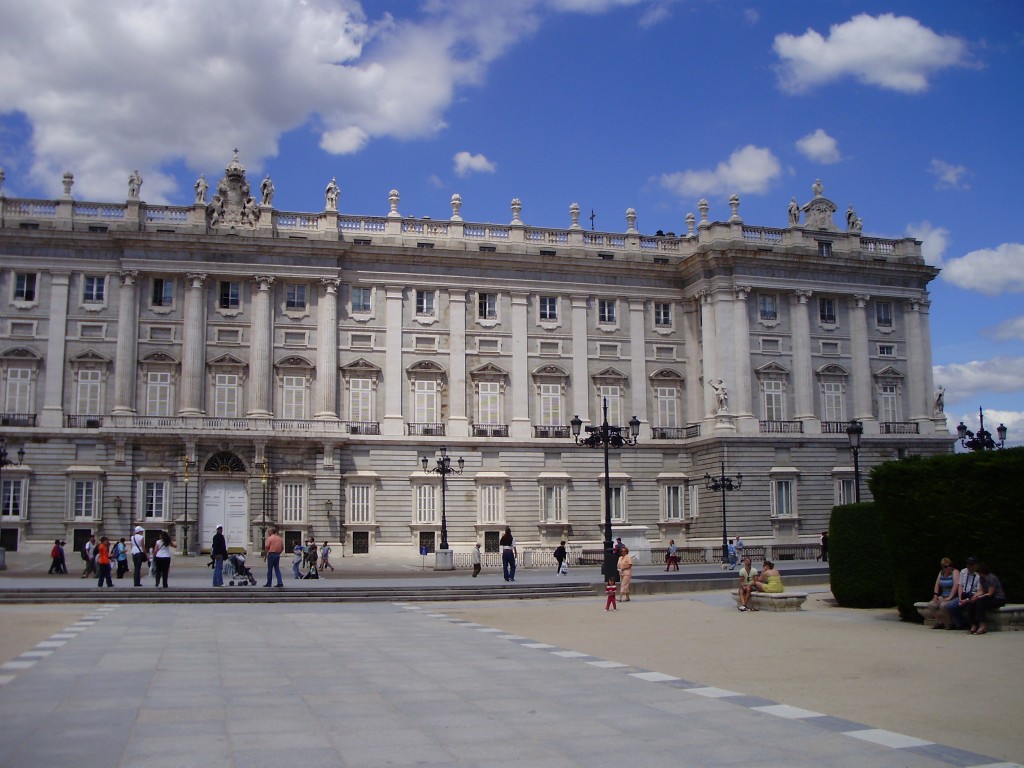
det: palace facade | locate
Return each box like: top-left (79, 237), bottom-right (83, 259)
top-left (0, 156), bottom-right (951, 558)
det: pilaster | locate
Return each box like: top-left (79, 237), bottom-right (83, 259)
top-left (570, 295), bottom-right (590, 425)
top-left (40, 272), bottom-right (70, 428)
top-left (178, 272), bottom-right (207, 416)
top-left (314, 278), bottom-right (340, 420)
top-left (849, 294), bottom-right (876, 428)
top-left (789, 290), bottom-right (816, 426)
top-left (628, 298), bottom-right (649, 438)
top-left (112, 270), bottom-right (139, 415)
top-left (509, 292), bottom-right (531, 438)
top-left (382, 286), bottom-right (405, 436)
top-left (447, 290), bottom-right (469, 437)
top-left (246, 275), bottom-right (275, 418)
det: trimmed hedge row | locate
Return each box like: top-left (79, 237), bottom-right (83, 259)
top-left (869, 447), bottom-right (1024, 621)
top-left (829, 502), bottom-right (894, 608)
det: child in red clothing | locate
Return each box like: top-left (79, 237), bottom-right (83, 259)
top-left (605, 577), bottom-right (618, 611)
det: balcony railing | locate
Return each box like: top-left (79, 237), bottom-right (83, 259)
top-left (759, 420), bottom-right (804, 434)
top-left (652, 427), bottom-right (686, 439)
top-left (66, 415), bottom-right (103, 428)
top-left (407, 423), bottom-right (445, 436)
top-left (345, 421), bottom-right (380, 435)
top-left (472, 424), bottom-right (509, 437)
top-left (0, 413), bottom-right (36, 427)
top-left (880, 421), bottom-right (919, 435)
top-left (533, 425), bottom-right (570, 438)
top-left (820, 421), bottom-right (848, 434)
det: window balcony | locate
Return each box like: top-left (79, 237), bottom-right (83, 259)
top-left (66, 415), bottom-right (103, 428)
top-left (533, 425), bottom-right (570, 438)
top-left (759, 420), bottom-right (804, 434)
top-left (472, 424), bottom-right (508, 437)
top-left (820, 421), bottom-right (848, 434)
top-left (345, 421), bottom-right (380, 435)
top-left (408, 423), bottom-right (445, 436)
top-left (880, 421), bottom-right (919, 435)
top-left (0, 413), bottom-right (36, 427)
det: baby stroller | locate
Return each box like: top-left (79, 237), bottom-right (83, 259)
top-left (227, 553), bottom-right (257, 586)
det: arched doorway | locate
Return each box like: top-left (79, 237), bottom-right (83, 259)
top-left (200, 451), bottom-right (248, 551)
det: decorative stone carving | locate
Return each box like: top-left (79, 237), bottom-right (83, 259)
top-left (510, 198), bottom-right (523, 225)
top-left (728, 194), bottom-right (741, 223)
top-left (450, 193), bottom-right (462, 221)
top-left (812, 178), bottom-right (823, 198)
top-left (62, 171), bottom-right (74, 197)
top-left (685, 212), bottom-right (695, 236)
top-left (194, 175), bottom-right (208, 204)
top-left (846, 205), bottom-right (862, 233)
top-left (710, 378), bottom-right (729, 412)
top-left (206, 152), bottom-right (260, 230)
top-left (802, 181), bottom-right (838, 231)
top-left (260, 175), bottom-right (275, 207)
top-left (388, 189), bottom-right (400, 217)
top-left (934, 386), bottom-right (945, 415)
top-left (788, 197), bottom-right (800, 227)
top-left (625, 208), bottom-right (637, 233)
top-left (128, 169), bottom-right (143, 200)
top-left (698, 199), bottom-right (709, 226)
top-left (325, 178), bottom-right (339, 211)
top-left (569, 202), bottom-right (581, 230)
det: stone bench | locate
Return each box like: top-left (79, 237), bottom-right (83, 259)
top-left (731, 589), bottom-right (808, 612)
top-left (913, 601), bottom-right (1024, 631)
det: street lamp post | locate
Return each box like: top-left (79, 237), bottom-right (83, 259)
top-left (957, 408), bottom-right (1008, 452)
top-left (421, 447), bottom-right (464, 570)
top-left (257, 459), bottom-right (270, 555)
top-left (181, 455), bottom-right (196, 556)
top-left (0, 438), bottom-right (26, 571)
top-left (570, 399), bottom-right (640, 582)
top-left (704, 462), bottom-right (742, 569)
top-left (845, 419), bottom-right (863, 503)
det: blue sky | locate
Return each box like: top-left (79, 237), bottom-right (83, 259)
top-left (1, 0), bottom-right (1021, 440)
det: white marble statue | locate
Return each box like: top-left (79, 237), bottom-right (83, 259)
top-left (128, 169), bottom-right (143, 200)
top-left (710, 379), bottom-right (729, 412)
top-left (788, 197), bottom-right (799, 227)
top-left (260, 175), bottom-right (275, 206)
top-left (194, 175), bottom-right (208, 204)
top-left (325, 177), bottom-right (339, 211)
top-left (934, 386), bottom-right (945, 415)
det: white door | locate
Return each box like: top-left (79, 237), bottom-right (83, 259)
top-left (202, 480), bottom-right (248, 551)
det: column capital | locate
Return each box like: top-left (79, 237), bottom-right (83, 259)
top-left (733, 285), bottom-right (751, 301)
top-left (254, 274), bottom-right (275, 289)
top-left (185, 272), bottom-right (207, 287)
top-left (119, 269), bottom-right (139, 285)
top-left (319, 277), bottom-right (341, 292)
top-left (851, 293), bottom-right (871, 308)
top-left (628, 297), bottom-right (646, 312)
top-left (791, 289), bottom-right (813, 303)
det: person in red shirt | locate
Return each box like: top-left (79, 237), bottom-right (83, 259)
top-left (96, 536), bottom-right (114, 587)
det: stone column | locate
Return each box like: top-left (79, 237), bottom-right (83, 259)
top-left (247, 275), bottom-right (275, 418)
top-left (732, 286), bottom-right (756, 432)
top-left (682, 298), bottom-right (702, 427)
top-left (790, 290), bottom-right (816, 427)
top-left (628, 299), bottom-right (649, 436)
top-left (448, 290), bottom-right (469, 437)
top-left (314, 278), bottom-right (340, 420)
top-left (699, 291), bottom-right (717, 419)
top-left (381, 286), bottom-right (405, 436)
top-left (112, 270), bottom-right (140, 415)
top-left (905, 298), bottom-right (928, 425)
top-left (509, 292), bottom-right (530, 438)
top-left (848, 294), bottom-right (875, 428)
top-left (571, 296), bottom-right (590, 424)
top-left (178, 272), bottom-right (207, 416)
top-left (40, 272), bottom-right (70, 428)
top-left (919, 295), bottom-right (941, 434)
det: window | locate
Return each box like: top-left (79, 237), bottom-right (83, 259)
top-left (598, 385), bottom-right (621, 426)
top-left (14, 273), bottom-right (37, 302)
top-left (348, 483), bottom-right (373, 524)
top-left (83, 277), bottom-right (106, 304)
top-left (219, 281), bottom-right (240, 309)
top-left (821, 382), bottom-right (845, 422)
top-left (72, 480), bottom-right (96, 519)
top-left (836, 477), bottom-right (856, 506)
top-left (414, 380), bottom-right (438, 423)
top-left (478, 484), bottom-right (504, 525)
top-left (477, 382), bottom-right (500, 425)
top-left (878, 344), bottom-right (895, 357)
top-left (352, 287), bottom-right (372, 314)
top-left (817, 241), bottom-right (833, 258)
top-left (655, 387), bottom-right (678, 428)
top-left (146, 372), bottom-right (172, 417)
top-left (415, 484), bottom-right (437, 524)
top-left (540, 485), bottom-right (564, 523)
top-left (286, 284), bottom-right (307, 311)
top-left (875, 301), bottom-right (893, 328)
top-left (152, 278), bottom-right (174, 307)
top-left (654, 302), bottom-right (672, 327)
top-left (1, 478), bottom-right (24, 518)
top-left (415, 289), bottom-right (435, 317)
top-left (143, 481), bottom-right (167, 519)
top-left (598, 299), bottom-right (616, 324)
top-left (539, 383), bottom-right (562, 426)
top-left (880, 384), bottom-right (899, 422)
top-left (214, 374), bottom-right (239, 418)
top-left (818, 297), bottom-right (836, 324)
top-left (688, 484), bottom-right (700, 519)
top-left (348, 378), bottom-right (372, 422)
top-left (282, 376), bottom-right (306, 420)
top-left (607, 485), bottom-right (625, 523)
top-left (5, 368), bottom-right (32, 413)
top-left (664, 485), bottom-right (684, 521)
top-left (281, 483), bottom-right (305, 524)
top-left (478, 293), bottom-right (497, 320)
top-left (76, 370), bottom-right (102, 414)
top-left (539, 296), bottom-right (558, 321)
top-left (758, 294), bottom-right (778, 321)
top-left (763, 380), bottom-right (785, 421)
top-left (770, 479), bottom-right (795, 517)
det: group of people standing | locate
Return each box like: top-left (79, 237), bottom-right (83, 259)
top-left (51, 527), bottom-right (174, 588)
top-left (928, 556), bottom-right (1005, 635)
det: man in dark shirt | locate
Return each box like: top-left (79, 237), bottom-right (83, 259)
top-left (211, 526), bottom-right (228, 587)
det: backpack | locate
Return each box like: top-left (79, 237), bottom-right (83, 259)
top-left (81, 546), bottom-right (89, 561)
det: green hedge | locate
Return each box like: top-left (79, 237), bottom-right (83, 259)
top-left (829, 502), bottom-right (895, 608)
top-left (870, 447), bottom-right (1024, 621)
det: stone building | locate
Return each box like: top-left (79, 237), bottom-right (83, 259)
top-left (0, 157), bottom-right (951, 559)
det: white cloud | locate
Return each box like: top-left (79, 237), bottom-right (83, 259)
top-left (934, 356), bottom-right (1024, 405)
top-left (453, 151), bottom-right (497, 177)
top-left (988, 316), bottom-right (1024, 341)
top-left (905, 221), bottom-right (950, 268)
top-left (929, 158), bottom-right (970, 190)
top-left (744, 9), bottom-right (760, 25)
top-left (320, 127), bottom-right (370, 156)
top-left (795, 129), bottom-right (841, 164)
top-left (773, 13), bottom-right (969, 94)
top-left (659, 145), bottom-right (781, 198)
top-left (942, 243), bottom-right (1024, 295)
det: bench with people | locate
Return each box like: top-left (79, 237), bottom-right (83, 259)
top-left (915, 556), bottom-right (1020, 633)
top-left (731, 557), bottom-right (808, 612)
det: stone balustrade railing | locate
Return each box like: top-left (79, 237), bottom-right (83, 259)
top-left (0, 194), bottom-right (921, 263)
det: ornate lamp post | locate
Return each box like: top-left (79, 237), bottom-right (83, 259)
top-left (704, 462), bottom-right (742, 569)
top-left (0, 439), bottom-right (25, 571)
top-left (257, 459), bottom-right (270, 555)
top-left (421, 446), bottom-right (464, 570)
top-left (957, 408), bottom-right (1007, 452)
top-left (845, 419), bottom-right (863, 503)
top-left (181, 455), bottom-right (196, 556)
top-left (570, 399), bottom-right (640, 581)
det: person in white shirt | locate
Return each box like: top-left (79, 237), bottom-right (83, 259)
top-left (130, 526), bottom-right (147, 586)
top-left (946, 556), bottom-right (979, 630)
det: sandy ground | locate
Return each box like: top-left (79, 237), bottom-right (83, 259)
top-left (449, 592), bottom-right (1024, 764)
top-left (0, 605), bottom-right (92, 665)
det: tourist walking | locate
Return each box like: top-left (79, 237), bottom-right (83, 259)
top-left (131, 526), bottom-right (147, 586)
top-left (292, 544), bottom-right (304, 579)
top-left (472, 542), bottom-right (481, 577)
top-left (320, 541), bottom-right (334, 571)
top-left (727, 539), bottom-right (737, 569)
top-left (553, 541), bottom-right (567, 574)
top-left (96, 536), bottom-right (114, 587)
top-left (617, 546), bottom-right (633, 601)
top-left (152, 530), bottom-right (174, 588)
top-left (500, 527), bottom-right (517, 582)
top-left (665, 539), bottom-right (678, 571)
top-left (58, 540), bottom-right (68, 573)
top-left (48, 539), bottom-right (63, 574)
top-left (80, 535), bottom-right (97, 579)
top-left (114, 538), bottom-right (129, 578)
top-left (211, 526), bottom-right (227, 587)
top-left (264, 527), bottom-right (285, 587)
